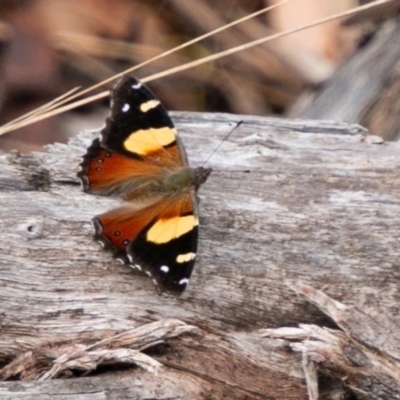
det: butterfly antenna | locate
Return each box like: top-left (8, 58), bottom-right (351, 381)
top-left (202, 120), bottom-right (243, 168)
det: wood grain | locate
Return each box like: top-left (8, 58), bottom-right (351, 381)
top-left (1, 112), bottom-right (400, 398)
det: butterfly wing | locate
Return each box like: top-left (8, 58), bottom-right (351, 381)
top-left (101, 76), bottom-right (188, 166)
top-left (78, 138), bottom-right (163, 196)
top-left (94, 192), bottom-right (199, 294)
top-left (78, 75), bottom-right (207, 294)
top-left (78, 76), bottom-right (188, 196)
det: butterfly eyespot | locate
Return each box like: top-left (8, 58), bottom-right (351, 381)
top-left (113, 231), bottom-right (121, 236)
top-left (95, 167), bottom-right (102, 172)
top-left (96, 159), bottom-right (104, 163)
top-left (105, 152), bottom-right (112, 157)
top-left (122, 239), bottom-right (129, 246)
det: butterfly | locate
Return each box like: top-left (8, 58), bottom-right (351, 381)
top-left (78, 76), bottom-right (212, 294)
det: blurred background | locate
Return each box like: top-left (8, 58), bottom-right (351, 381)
top-left (0, 0), bottom-right (398, 152)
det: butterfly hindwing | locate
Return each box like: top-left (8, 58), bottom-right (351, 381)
top-left (94, 193), bottom-right (199, 293)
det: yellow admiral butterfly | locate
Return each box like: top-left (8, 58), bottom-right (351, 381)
top-left (78, 76), bottom-right (212, 294)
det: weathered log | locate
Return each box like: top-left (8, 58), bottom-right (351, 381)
top-left (1, 112), bottom-right (400, 399)
top-left (263, 283), bottom-right (400, 399)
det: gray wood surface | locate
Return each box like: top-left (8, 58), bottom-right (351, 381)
top-left (1, 112), bottom-right (400, 399)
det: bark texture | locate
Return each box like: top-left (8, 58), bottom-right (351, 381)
top-left (0, 112), bottom-right (400, 399)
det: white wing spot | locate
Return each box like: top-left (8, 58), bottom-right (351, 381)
top-left (127, 254), bottom-right (133, 263)
top-left (132, 82), bottom-right (142, 90)
top-left (116, 258), bottom-right (124, 264)
top-left (160, 265), bottom-right (169, 273)
top-left (178, 278), bottom-right (189, 286)
top-left (122, 103), bottom-right (130, 112)
top-left (97, 240), bottom-right (105, 248)
top-left (145, 271), bottom-right (152, 277)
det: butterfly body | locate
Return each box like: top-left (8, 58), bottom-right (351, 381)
top-left (78, 76), bottom-right (211, 294)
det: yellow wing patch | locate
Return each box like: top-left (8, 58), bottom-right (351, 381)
top-left (140, 100), bottom-right (160, 112)
top-left (123, 127), bottom-right (177, 155)
top-left (176, 252), bottom-right (196, 263)
top-left (147, 215), bottom-right (198, 244)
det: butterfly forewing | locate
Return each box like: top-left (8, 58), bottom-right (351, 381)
top-left (101, 77), bottom-right (188, 167)
top-left (78, 138), bottom-right (162, 196)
